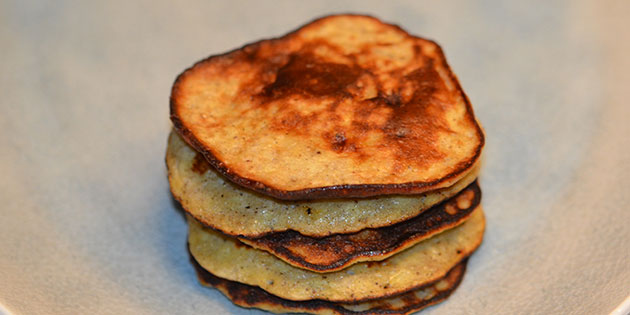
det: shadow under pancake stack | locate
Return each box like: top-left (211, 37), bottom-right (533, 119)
top-left (167, 15), bottom-right (485, 315)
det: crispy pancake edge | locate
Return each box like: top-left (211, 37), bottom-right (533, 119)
top-left (240, 180), bottom-right (481, 272)
top-left (191, 251), bottom-right (467, 315)
top-left (170, 14), bottom-right (485, 200)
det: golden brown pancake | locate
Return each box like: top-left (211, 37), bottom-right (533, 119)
top-left (240, 181), bottom-right (480, 272)
top-left (187, 208), bottom-right (484, 302)
top-left (171, 14), bottom-right (484, 200)
top-left (167, 130), bottom-right (479, 237)
top-left (191, 252), bottom-right (467, 315)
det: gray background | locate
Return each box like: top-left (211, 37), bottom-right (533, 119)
top-left (1, 1), bottom-right (629, 314)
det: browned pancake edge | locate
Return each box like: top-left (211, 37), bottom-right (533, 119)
top-left (191, 251), bottom-right (467, 315)
top-left (240, 180), bottom-right (480, 272)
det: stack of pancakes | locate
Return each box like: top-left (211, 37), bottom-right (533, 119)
top-left (167, 15), bottom-right (485, 315)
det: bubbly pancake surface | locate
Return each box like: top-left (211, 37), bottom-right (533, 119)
top-left (167, 131), bottom-right (479, 237)
top-left (171, 14), bottom-right (484, 200)
top-left (187, 207), bottom-right (484, 302)
top-left (191, 253), bottom-right (467, 315)
top-left (240, 180), bottom-right (480, 272)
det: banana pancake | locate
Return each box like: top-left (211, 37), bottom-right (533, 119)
top-left (167, 131), bottom-right (479, 237)
top-left (239, 181), bottom-right (480, 272)
top-left (191, 253), bottom-right (467, 315)
top-left (187, 208), bottom-right (484, 302)
top-left (170, 14), bottom-right (484, 200)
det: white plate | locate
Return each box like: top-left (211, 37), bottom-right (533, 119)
top-left (1, 1), bottom-right (629, 314)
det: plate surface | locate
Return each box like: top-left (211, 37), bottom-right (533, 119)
top-left (1, 1), bottom-right (629, 314)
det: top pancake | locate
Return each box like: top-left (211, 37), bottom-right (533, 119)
top-left (171, 14), bottom-right (484, 200)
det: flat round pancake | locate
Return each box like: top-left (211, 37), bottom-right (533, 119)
top-left (167, 131), bottom-right (479, 237)
top-left (191, 253), bottom-right (467, 315)
top-left (187, 207), bottom-right (484, 302)
top-left (240, 181), bottom-right (480, 272)
top-left (171, 14), bottom-right (484, 200)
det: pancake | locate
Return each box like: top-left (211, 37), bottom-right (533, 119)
top-left (240, 181), bottom-right (480, 272)
top-left (167, 130), bottom-right (479, 237)
top-left (170, 14), bottom-right (484, 200)
top-left (187, 207), bottom-right (484, 302)
top-left (191, 253), bottom-right (467, 315)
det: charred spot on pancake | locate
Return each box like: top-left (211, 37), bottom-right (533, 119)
top-left (381, 92), bottom-right (403, 107)
top-left (366, 261), bottom-right (385, 268)
top-left (191, 153), bottom-right (210, 175)
top-left (259, 51), bottom-right (362, 99)
top-left (331, 132), bottom-right (347, 152)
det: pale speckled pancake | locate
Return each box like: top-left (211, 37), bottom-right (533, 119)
top-left (171, 14), bottom-right (484, 200)
top-left (187, 207), bottom-right (484, 302)
top-left (167, 131), bottom-right (479, 237)
top-left (240, 181), bottom-right (480, 272)
top-left (191, 252), bottom-right (467, 315)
